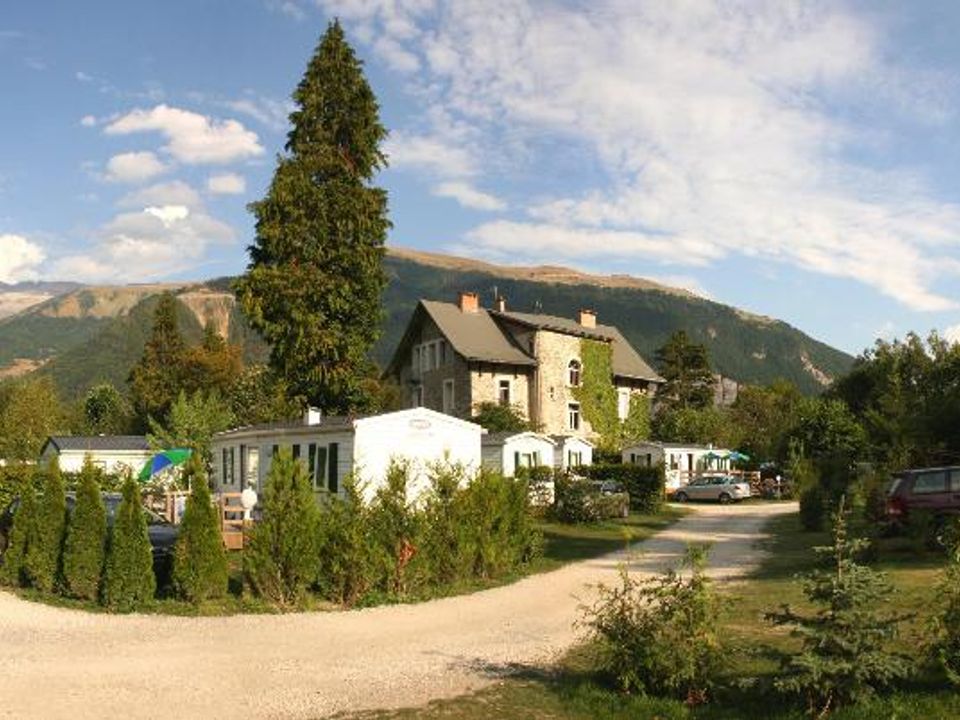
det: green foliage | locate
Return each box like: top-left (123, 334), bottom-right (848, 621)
top-left (471, 401), bottom-right (530, 432)
top-left (366, 462), bottom-right (420, 595)
top-left (787, 398), bottom-right (867, 463)
top-left (621, 393), bottom-right (651, 444)
top-left (582, 463), bottom-right (665, 514)
top-left (0, 376), bottom-right (67, 461)
top-left (798, 484), bottom-right (827, 532)
top-left (553, 474), bottom-right (631, 523)
top-left (171, 456), bottom-right (228, 603)
top-left (61, 457), bottom-right (107, 601)
top-left (652, 405), bottom-right (731, 446)
top-left (419, 463), bottom-right (467, 586)
top-left (83, 382), bottom-right (131, 435)
top-left (235, 20), bottom-right (389, 414)
top-left (766, 498), bottom-right (913, 717)
top-left (129, 292), bottom-right (187, 427)
top-left (244, 449), bottom-right (320, 608)
top-left (581, 545), bottom-right (722, 703)
top-left (573, 339), bottom-right (620, 450)
top-left (0, 463), bottom-right (32, 525)
top-left (147, 389), bottom-right (235, 466)
top-left (932, 522), bottom-right (960, 685)
top-left (24, 459), bottom-right (67, 593)
top-left (229, 364), bottom-right (303, 425)
top-left (102, 476), bottom-right (156, 611)
top-left (728, 380), bottom-right (804, 462)
top-left (0, 480), bottom-right (38, 586)
top-left (179, 322), bottom-right (243, 398)
top-left (655, 330), bottom-right (714, 411)
top-left (315, 479), bottom-right (371, 605)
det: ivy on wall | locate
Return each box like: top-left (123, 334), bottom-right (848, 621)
top-left (622, 394), bottom-right (651, 443)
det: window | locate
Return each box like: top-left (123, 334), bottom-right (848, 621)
top-left (221, 447), bottom-right (235, 485)
top-left (412, 386), bottom-right (424, 407)
top-left (308, 443), bottom-right (317, 478)
top-left (568, 402), bottom-right (580, 430)
top-left (568, 359), bottom-right (581, 387)
top-left (498, 379), bottom-right (511, 406)
top-left (568, 450), bottom-right (582, 467)
top-left (412, 346), bottom-right (421, 377)
top-left (439, 340), bottom-right (448, 365)
top-left (327, 443), bottom-right (339, 494)
top-left (429, 343), bottom-right (438, 369)
top-left (420, 345), bottom-right (430, 373)
top-left (442, 379), bottom-right (455, 414)
top-left (913, 470), bottom-right (949, 494)
top-left (292, 444), bottom-right (301, 461)
top-left (617, 389), bottom-right (630, 420)
top-left (314, 445), bottom-right (328, 490)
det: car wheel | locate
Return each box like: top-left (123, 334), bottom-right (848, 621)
top-left (674, 492), bottom-right (688, 503)
top-left (719, 492), bottom-right (732, 505)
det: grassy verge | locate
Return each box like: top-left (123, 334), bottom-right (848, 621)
top-left (356, 510), bottom-right (957, 720)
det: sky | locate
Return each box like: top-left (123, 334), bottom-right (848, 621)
top-left (3, 1), bottom-right (960, 356)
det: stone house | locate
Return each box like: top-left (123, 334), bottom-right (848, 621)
top-left (386, 292), bottom-right (663, 443)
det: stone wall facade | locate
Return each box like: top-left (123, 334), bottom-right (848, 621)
top-left (469, 364), bottom-right (532, 419)
top-left (531, 329), bottom-right (593, 438)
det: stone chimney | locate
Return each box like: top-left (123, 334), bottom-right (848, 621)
top-left (494, 295), bottom-right (506, 312)
top-left (579, 309), bottom-right (597, 328)
top-left (458, 291), bottom-right (480, 313)
top-left (304, 407), bottom-right (322, 426)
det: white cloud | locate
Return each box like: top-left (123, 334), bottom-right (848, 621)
top-left (80, 114), bottom-right (97, 127)
top-left (222, 93), bottom-right (293, 132)
top-left (104, 104), bottom-right (264, 164)
top-left (75, 70), bottom-right (93, 83)
top-left (333, 0), bottom-right (960, 312)
top-left (118, 180), bottom-right (202, 209)
top-left (0, 234), bottom-right (45, 283)
top-left (103, 151), bottom-right (168, 183)
top-left (207, 173), bottom-right (247, 195)
top-left (432, 181), bottom-right (505, 211)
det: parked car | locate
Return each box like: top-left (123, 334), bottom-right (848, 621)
top-left (0, 492), bottom-right (178, 573)
top-left (886, 466), bottom-right (960, 523)
top-left (592, 479), bottom-right (624, 496)
top-left (672, 475), bottom-right (751, 504)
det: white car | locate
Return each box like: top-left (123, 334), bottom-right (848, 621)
top-left (672, 476), bottom-right (751, 504)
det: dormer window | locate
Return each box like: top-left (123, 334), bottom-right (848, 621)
top-left (568, 359), bottom-right (582, 387)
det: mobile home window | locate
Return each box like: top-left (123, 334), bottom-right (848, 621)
top-left (314, 445), bottom-right (327, 490)
top-left (308, 443), bottom-right (317, 478)
top-left (568, 403), bottom-right (581, 431)
top-left (292, 444), bottom-right (301, 461)
top-left (568, 450), bottom-right (582, 467)
top-left (327, 443), bottom-right (339, 494)
top-left (498, 379), bottom-right (511, 406)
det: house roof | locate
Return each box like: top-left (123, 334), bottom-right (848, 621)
top-left (481, 431), bottom-right (555, 446)
top-left (549, 434), bottom-right (596, 448)
top-left (44, 435), bottom-right (151, 453)
top-left (493, 310), bottom-right (663, 383)
top-left (624, 441), bottom-right (730, 452)
top-left (414, 301), bottom-right (537, 367)
top-left (214, 416), bottom-right (355, 439)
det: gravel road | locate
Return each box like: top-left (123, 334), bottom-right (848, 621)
top-left (0, 501), bottom-right (795, 720)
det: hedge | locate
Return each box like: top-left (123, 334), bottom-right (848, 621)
top-left (581, 463), bottom-right (666, 514)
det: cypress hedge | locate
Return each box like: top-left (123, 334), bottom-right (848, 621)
top-left (581, 463), bottom-right (666, 513)
top-left (102, 476), bottom-right (156, 610)
top-left (25, 459), bottom-right (67, 593)
top-left (62, 458), bottom-right (107, 601)
top-left (172, 456), bottom-right (228, 603)
top-left (0, 481), bottom-right (38, 587)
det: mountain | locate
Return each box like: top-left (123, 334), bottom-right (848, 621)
top-left (0, 247), bottom-right (853, 397)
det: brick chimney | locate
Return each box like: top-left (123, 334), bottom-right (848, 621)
top-left (494, 295), bottom-right (506, 312)
top-left (579, 309), bottom-right (597, 328)
top-left (458, 291), bottom-right (479, 313)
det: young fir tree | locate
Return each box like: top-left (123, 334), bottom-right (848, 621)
top-left (62, 458), bottom-right (107, 601)
top-left (171, 455), bottom-right (228, 603)
top-left (129, 292), bottom-right (187, 426)
top-left (766, 497), bottom-right (912, 716)
top-left (932, 521), bottom-right (960, 685)
top-left (244, 449), bottom-right (320, 608)
top-left (0, 482), bottom-right (38, 587)
top-left (24, 458), bottom-right (67, 593)
top-left (654, 330), bottom-right (715, 411)
top-left (234, 20), bottom-right (389, 414)
top-left (102, 476), bottom-right (156, 610)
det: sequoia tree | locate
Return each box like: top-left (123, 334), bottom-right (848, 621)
top-left (235, 20), bottom-right (389, 413)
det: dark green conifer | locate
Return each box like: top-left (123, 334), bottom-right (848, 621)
top-left (102, 476), bottom-right (156, 610)
top-left (24, 458), bottom-right (67, 593)
top-left (172, 455), bottom-right (228, 603)
top-left (0, 482), bottom-right (38, 587)
top-left (62, 457), bottom-right (107, 601)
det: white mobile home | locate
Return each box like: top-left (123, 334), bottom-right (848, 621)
top-left (481, 432), bottom-right (555, 477)
top-left (211, 407), bottom-right (483, 504)
top-left (622, 441), bottom-right (731, 489)
top-left (39, 436), bottom-right (153, 476)
top-left (551, 435), bottom-right (594, 472)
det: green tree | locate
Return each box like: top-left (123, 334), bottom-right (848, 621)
top-left (244, 449), bottom-right (320, 608)
top-left (787, 397), bottom-right (866, 462)
top-left (235, 20), bottom-right (389, 414)
top-left (24, 458), bottom-right (67, 593)
top-left (83, 383), bottom-right (131, 435)
top-left (652, 405), bottom-right (731, 446)
top-left (129, 292), bottom-right (187, 427)
top-left (471, 401), bottom-right (529, 433)
top-left (654, 331), bottom-right (714, 411)
top-left (229, 364), bottom-right (303, 426)
top-left (180, 321), bottom-right (243, 398)
top-left (147, 389), bottom-right (235, 466)
top-left (62, 457), bottom-right (107, 601)
top-left (0, 481), bottom-right (38, 586)
top-left (102, 476), bottom-right (156, 610)
top-left (171, 455), bottom-right (228, 603)
top-left (315, 479), bottom-right (371, 606)
top-left (0, 376), bottom-right (66, 462)
top-left (727, 380), bottom-right (803, 462)
top-left (766, 498), bottom-right (912, 716)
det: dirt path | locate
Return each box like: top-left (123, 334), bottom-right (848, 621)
top-left (0, 502), bottom-right (795, 720)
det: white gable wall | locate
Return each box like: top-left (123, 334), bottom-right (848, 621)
top-left (554, 436), bottom-right (594, 471)
top-left (42, 447), bottom-right (154, 476)
top-left (481, 433), bottom-right (555, 477)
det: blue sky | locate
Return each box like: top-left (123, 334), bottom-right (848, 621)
top-left (3, 1), bottom-right (960, 356)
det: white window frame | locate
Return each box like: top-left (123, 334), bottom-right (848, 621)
top-left (568, 402), bottom-right (581, 431)
top-left (412, 386), bottom-right (424, 408)
top-left (568, 359), bottom-right (582, 387)
top-left (617, 389), bottom-right (630, 420)
top-left (498, 378), bottom-right (512, 406)
top-left (442, 378), bottom-right (455, 414)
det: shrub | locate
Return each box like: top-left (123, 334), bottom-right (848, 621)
top-left (932, 519), bottom-right (960, 684)
top-left (315, 479), bottom-right (371, 606)
top-left (171, 456), bottom-right (228, 603)
top-left (580, 545), bottom-right (722, 703)
top-left (0, 481), bottom-right (38, 587)
top-left (62, 458), bottom-right (107, 601)
top-left (582, 464), bottom-right (665, 513)
top-left (244, 449), bottom-right (319, 608)
top-left (798, 484), bottom-right (826, 531)
top-left (553, 473), bottom-right (601, 523)
top-left (367, 462), bottom-right (421, 595)
top-left (516, 465), bottom-right (555, 508)
top-left (420, 463), bottom-right (468, 586)
top-left (766, 497), bottom-right (912, 717)
top-left (24, 459), bottom-right (67, 593)
top-left (102, 476), bottom-right (156, 610)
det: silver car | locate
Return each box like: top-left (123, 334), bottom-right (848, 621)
top-left (672, 476), bottom-right (751, 504)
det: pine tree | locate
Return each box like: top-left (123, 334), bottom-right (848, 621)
top-left (102, 476), bottom-right (156, 610)
top-left (244, 449), bottom-right (319, 608)
top-left (24, 459), bottom-right (67, 593)
top-left (129, 292), bottom-right (187, 427)
top-left (62, 457), bottom-right (107, 601)
top-left (235, 20), bottom-right (389, 414)
top-left (172, 455), bottom-right (228, 603)
top-left (0, 482), bottom-right (38, 587)
top-left (766, 497), bottom-right (912, 716)
top-left (655, 331), bottom-right (715, 411)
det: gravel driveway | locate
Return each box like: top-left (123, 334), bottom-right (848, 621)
top-left (0, 501), bottom-right (795, 720)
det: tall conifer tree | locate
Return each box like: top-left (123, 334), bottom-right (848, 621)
top-left (129, 292), bottom-right (187, 426)
top-left (235, 20), bottom-right (389, 413)
top-left (25, 459), bottom-right (67, 593)
top-left (62, 457), bottom-right (107, 601)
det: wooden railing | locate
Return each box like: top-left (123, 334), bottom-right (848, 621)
top-left (219, 492), bottom-right (249, 551)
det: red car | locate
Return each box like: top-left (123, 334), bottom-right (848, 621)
top-left (886, 466), bottom-right (960, 522)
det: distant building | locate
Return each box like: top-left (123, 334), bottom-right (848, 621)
top-left (39, 435), bottom-right (153, 476)
top-left (481, 431), bottom-right (556, 477)
top-left (622, 440), bottom-right (732, 490)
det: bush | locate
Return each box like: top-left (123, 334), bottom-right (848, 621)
top-left (553, 473), bottom-right (600, 523)
top-left (420, 463), bottom-right (468, 586)
top-left (581, 545), bottom-right (722, 703)
top-left (24, 459), bottom-right (67, 593)
top-left (516, 465), bottom-right (555, 508)
top-left (315, 479), bottom-right (371, 606)
top-left (766, 497), bottom-right (912, 717)
top-left (582, 464), bottom-right (665, 513)
top-left (62, 458), bottom-right (107, 601)
top-left (244, 449), bottom-right (319, 608)
top-left (102, 476), bottom-right (156, 610)
top-left (0, 480), bottom-right (38, 587)
top-left (798, 484), bottom-right (826, 531)
top-left (171, 456), bottom-right (228, 603)
top-left (367, 462), bottom-right (421, 595)
top-left (933, 520), bottom-right (960, 685)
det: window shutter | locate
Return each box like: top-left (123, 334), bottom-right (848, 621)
top-left (315, 446), bottom-right (328, 489)
top-left (328, 443), bottom-right (339, 494)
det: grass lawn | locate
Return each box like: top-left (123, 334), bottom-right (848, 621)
top-left (355, 510), bottom-right (959, 720)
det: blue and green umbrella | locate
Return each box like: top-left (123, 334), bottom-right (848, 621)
top-left (137, 448), bottom-right (193, 482)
